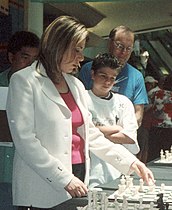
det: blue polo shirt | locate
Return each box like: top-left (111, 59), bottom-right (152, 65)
top-left (79, 61), bottom-right (148, 105)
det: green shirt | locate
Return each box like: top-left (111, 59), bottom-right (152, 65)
top-left (0, 69), bottom-right (10, 87)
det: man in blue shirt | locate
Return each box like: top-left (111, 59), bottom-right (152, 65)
top-left (79, 26), bottom-right (148, 162)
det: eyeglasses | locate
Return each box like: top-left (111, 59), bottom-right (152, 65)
top-left (112, 40), bottom-right (133, 53)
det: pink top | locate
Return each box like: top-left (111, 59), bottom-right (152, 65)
top-left (60, 91), bottom-right (85, 164)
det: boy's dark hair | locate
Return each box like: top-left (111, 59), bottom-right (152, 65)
top-left (92, 53), bottom-right (121, 74)
top-left (7, 31), bottom-right (40, 54)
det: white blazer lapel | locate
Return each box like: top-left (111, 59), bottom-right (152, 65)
top-left (35, 65), bottom-right (67, 108)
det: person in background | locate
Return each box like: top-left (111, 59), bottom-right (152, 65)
top-left (145, 76), bottom-right (159, 103)
top-left (140, 48), bottom-right (149, 69)
top-left (148, 74), bottom-right (172, 162)
top-left (0, 31), bottom-right (40, 87)
top-left (87, 53), bottom-right (140, 188)
top-left (6, 16), bottom-right (154, 210)
top-left (79, 25), bottom-right (148, 162)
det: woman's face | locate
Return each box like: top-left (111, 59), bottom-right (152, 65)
top-left (60, 39), bottom-right (86, 73)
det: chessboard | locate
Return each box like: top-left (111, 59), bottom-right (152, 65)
top-left (153, 147), bottom-right (172, 166)
top-left (108, 175), bottom-right (172, 203)
top-left (78, 174), bottom-right (172, 209)
top-left (106, 176), bottom-right (172, 210)
top-left (77, 202), bottom-right (160, 210)
top-left (77, 189), bottom-right (168, 210)
top-left (108, 184), bottom-right (172, 203)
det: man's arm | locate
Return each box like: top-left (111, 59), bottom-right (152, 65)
top-left (134, 104), bottom-right (144, 127)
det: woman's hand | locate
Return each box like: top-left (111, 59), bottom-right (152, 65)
top-left (64, 176), bottom-right (88, 197)
top-left (130, 159), bottom-right (155, 185)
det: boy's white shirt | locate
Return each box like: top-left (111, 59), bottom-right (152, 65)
top-left (87, 90), bottom-right (139, 188)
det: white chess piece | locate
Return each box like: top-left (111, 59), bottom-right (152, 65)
top-left (87, 191), bottom-right (92, 209)
top-left (150, 201), bottom-right (154, 210)
top-left (113, 194), bottom-right (120, 210)
top-left (165, 150), bottom-right (169, 161)
top-left (139, 178), bottom-right (144, 192)
top-left (129, 177), bottom-right (133, 188)
top-left (160, 149), bottom-right (165, 161)
top-left (92, 190), bottom-right (97, 209)
top-left (118, 184), bottom-right (125, 194)
top-left (138, 197), bottom-right (144, 209)
top-left (101, 192), bottom-right (108, 210)
top-left (122, 195), bottom-right (128, 210)
top-left (160, 183), bottom-right (165, 192)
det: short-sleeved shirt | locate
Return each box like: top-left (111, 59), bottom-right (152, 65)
top-left (79, 62), bottom-right (148, 105)
top-left (87, 90), bottom-right (139, 188)
top-left (0, 69), bottom-right (10, 87)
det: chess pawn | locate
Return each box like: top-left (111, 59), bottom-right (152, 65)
top-left (129, 177), bottom-right (133, 188)
top-left (113, 194), bottom-right (120, 210)
top-left (131, 186), bottom-right (138, 196)
top-left (138, 197), bottom-right (144, 209)
top-left (122, 195), bottom-right (128, 210)
top-left (139, 178), bottom-right (144, 192)
top-left (160, 183), bottom-right (165, 192)
top-left (134, 203), bottom-right (138, 210)
top-left (150, 201), bottom-right (154, 210)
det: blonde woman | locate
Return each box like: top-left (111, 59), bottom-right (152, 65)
top-left (7, 16), bottom-right (154, 210)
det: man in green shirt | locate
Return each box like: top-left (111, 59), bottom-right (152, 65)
top-left (0, 31), bottom-right (40, 87)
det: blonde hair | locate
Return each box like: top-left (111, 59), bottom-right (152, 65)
top-left (38, 16), bottom-right (88, 83)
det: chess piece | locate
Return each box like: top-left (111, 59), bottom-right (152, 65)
top-left (87, 191), bottom-right (92, 209)
top-left (113, 194), bottom-right (120, 210)
top-left (122, 195), bottom-right (128, 210)
top-left (118, 184), bottom-right (125, 194)
top-left (131, 186), bottom-right (138, 196)
top-left (129, 177), bottom-right (133, 187)
top-left (160, 149), bottom-right (165, 161)
top-left (92, 190), bottom-right (98, 209)
top-left (148, 180), bottom-right (156, 193)
top-left (150, 201), bottom-right (154, 210)
top-left (101, 192), bottom-right (108, 210)
top-left (138, 197), bottom-right (144, 209)
top-left (120, 175), bottom-right (126, 185)
top-left (161, 183), bottom-right (165, 192)
top-left (139, 178), bottom-right (144, 192)
top-left (165, 202), bottom-right (169, 210)
top-left (157, 193), bottom-right (165, 210)
top-left (165, 150), bottom-right (169, 161)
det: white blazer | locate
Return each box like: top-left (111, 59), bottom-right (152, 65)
top-left (6, 62), bottom-right (136, 208)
